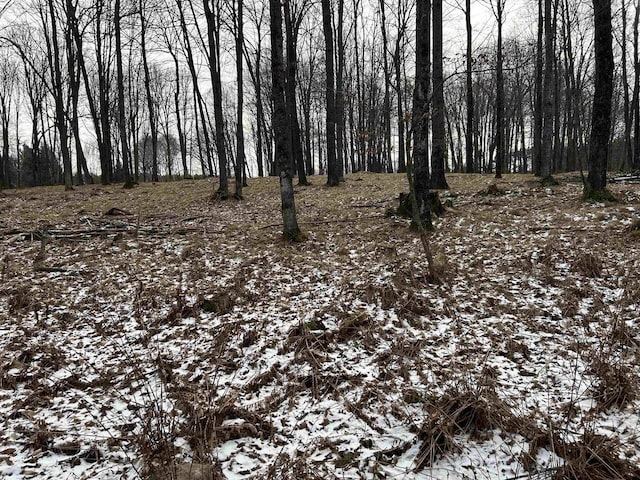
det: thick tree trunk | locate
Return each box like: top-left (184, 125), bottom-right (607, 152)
top-left (270, 0), bottom-right (301, 241)
top-left (585, 0), bottom-right (613, 195)
top-left (431, 0), bottom-right (448, 187)
top-left (321, 0), bottom-right (339, 186)
top-left (412, 0), bottom-right (433, 229)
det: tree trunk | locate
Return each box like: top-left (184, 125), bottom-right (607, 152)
top-left (380, 0), bottom-right (393, 174)
top-left (585, 0), bottom-right (614, 195)
top-left (540, 0), bottom-right (555, 181)
top-left (270, 0), bottom-right (301, 241)
top-left (431, 0), bottom-right (449, 187)
top-left (494, 0), bottom-right (504, 179)
top-left (621, 0), bottom-right (631, 170)
top-left (284, 1), bottom-right (309, 186)
top-left (533, 0), bottom-right (544, 176)
top-left (321, 0), bottom-right (339, 186)
top-left (633, 1), bottom-right (640, 170)
top-left (465, 0), bottom-right (474, 173)
top-left (114, 0), bottom-right (133, 188)
top-left (44, 0), bottom-right (73, 191)
top-left (235, 0), bottom-right (245, 198)
top-left (412, 0), bottom-right (433, 229)
top-left (203, 0), bottom-right (229, 198)
top-left (139, 0), bottom-right (159, 182)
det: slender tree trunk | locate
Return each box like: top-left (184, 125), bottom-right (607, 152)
top-left (335, 0), bottom-right (346, 179)
top-left (270, 0), bottom-right (301, 240)
top-left (284, 2), bottom-right (308, 185)
top-left (203, 0), bottom-right (229, 198)
top-left (540, 0), bottom-right (555, 181)
top-left (380, 0), bottom-right (393, 173)
top-left (44, 1), bottom-right (73, 190)
top-left (321, 0), bottom-right (339, 186)
top-left (633, 1), bottom-right (640, 170)
top-left (115, 0), bottom-right (133, 188)
top-left (465, 0), bottom-right (474, 173)
top-left (494, 0), bottom-right (504, 179)
top-left (139, 0), bottom-right (158, 182)
top-left (431, 0), bottom-right (449, 187)
top-left (235, 0), bottom-right (245, 198)
top-left (533, 0), bottom-right (544, 176)
top-left (621, 0), bottom-right (631, 170)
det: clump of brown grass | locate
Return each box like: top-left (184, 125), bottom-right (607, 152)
top-left (572, 252), bottom-right (603, 278)
top-left (414, 386), bottom-right (514, 471)
top-left (8, 286), bottom-right (31, 313)
top-left (589, 357), bottom-right (636, 412)
top-left (552, 433), bottom-right (640, 480)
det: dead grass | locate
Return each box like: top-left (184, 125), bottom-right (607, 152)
top-left (1, 173), bottom-right (639, 478)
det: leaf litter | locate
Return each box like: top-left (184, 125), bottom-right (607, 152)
top-left (0, 173), bottom-right (639, 479)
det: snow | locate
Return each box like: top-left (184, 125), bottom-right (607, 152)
top-left (0, 174), bottom-right (639, 478)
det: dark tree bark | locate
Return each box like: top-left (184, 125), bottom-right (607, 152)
top-left (270, 0), bottom-right (302, 240)
top-left (533, 0), bottom-right (544, 176)
top-left (234, 0), bottom-right (245, 198)
top-left (139, 0), bottom-right (158, 182)
top-left (64, 0), bottom-right (92, 185)
top-left (284, 0), bottom-right (309, 185)
top-left (632, 1), bottom-right (640, 170)
top-left (585, 0), bottom-right (614, 196)
top-left (379, 0), bottom-right (392, 174)
top-left (163, 29), bottom-right (189, 177)
top-left (494, 0), bottom-right (504, 179)
top-left (95, 0), bottom-right (113, 184)
top-left (203, 0), bottom-right (229, 198)
top-left (540, 0), bottom-right (555, 181)
top-left (321, 0), bottom-right (339, 186)
top-left (335, 0), bottom-right (346, 179)
top-left (412, 0), bottom-right (433, 229)
top-left (177, 0), bottom-right (214, 177)
top-left (42, 0), bottom-right (73, 191)
top-left (430, 0), bottom-right (449, 187)
top-left (621, 0), bottom-right (631, 170)
top-left (465, 0), bottom-right (474, 173)
top-left (114, 0), bottom-right (133, 188)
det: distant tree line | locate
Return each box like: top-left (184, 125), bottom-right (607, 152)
top-left (0, 0), bottom-right (629, 197)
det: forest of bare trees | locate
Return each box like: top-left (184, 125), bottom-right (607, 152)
top-left (0, 0), bottom-right (636, 194)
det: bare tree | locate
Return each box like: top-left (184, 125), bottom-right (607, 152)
top-left (430, 0), bottom-right (449, 187)
top-left (412, 0), bottom-right (433, 229)
top-left (585, 0), bottom-right (614, 197)
top-left (270, 0), bottom-right (302, 240)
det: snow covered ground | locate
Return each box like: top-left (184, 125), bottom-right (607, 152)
top-left (0, 173), bottom-right (639, 479)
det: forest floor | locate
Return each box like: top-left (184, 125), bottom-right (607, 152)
top-left (0, 172), bottom-right (639, 480)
